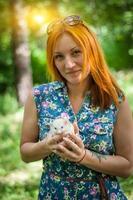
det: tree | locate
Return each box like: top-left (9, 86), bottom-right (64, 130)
top-left (10, 0), bottom-right (33, 105)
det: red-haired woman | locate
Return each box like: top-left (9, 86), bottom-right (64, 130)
top-left (20, 15), bottom-right (133, 199)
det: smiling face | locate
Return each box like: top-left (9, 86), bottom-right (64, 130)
top-left (53, 32), bottom-right (90, 86)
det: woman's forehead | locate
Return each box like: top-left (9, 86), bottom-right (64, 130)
top-left (53, 33), bottom-right (81, 52)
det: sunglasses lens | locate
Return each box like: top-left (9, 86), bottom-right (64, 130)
top-left (64, 15), bottom-right (81, 25)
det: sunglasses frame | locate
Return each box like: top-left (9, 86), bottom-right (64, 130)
top-left (47, 15), bottom-right (83, 35)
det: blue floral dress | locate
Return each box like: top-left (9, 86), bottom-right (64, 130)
top-left (33, 81), bottom-right (127, 200)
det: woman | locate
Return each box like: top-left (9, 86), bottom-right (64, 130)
top-left (20, 15), bottom-right (133, 199)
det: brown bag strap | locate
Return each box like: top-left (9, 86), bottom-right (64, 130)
top-left (97, 174), bottom-right (109, 200)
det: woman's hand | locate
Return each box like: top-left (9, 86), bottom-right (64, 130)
top-left (43, 133), bottom-right (65, 154)
top-left (52, 122), bottom-right (86, 163)
top-left (53, 133), bottom-right (85, 162)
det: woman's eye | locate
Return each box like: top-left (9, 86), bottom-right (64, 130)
top-left (72, 50), bottom-right (81, 56)
top-left (54, 54), bottom-right (64, 60)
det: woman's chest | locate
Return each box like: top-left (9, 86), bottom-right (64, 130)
top-left (38, 94), bottom-right (115, 154)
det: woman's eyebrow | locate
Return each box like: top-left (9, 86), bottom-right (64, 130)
top-left (53, 51), bottom-right (63, 54)
top-left (53, 46), bottom-right (80, 54)
top-left (70, 46), bottom-right (80, 51)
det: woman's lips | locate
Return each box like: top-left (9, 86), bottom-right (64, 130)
top-left (66, 70), bottom-right (81, 75)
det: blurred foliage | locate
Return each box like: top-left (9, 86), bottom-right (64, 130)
top-left (119, 177), bottom-right (133, 199)
top-left (0, 92), bottom-right (19, 115)
top-left (0, 109), bottom-right (22, 176)
top-left (101, 35), bottom-right (132, 70)
top-left (30, 40), bottom-right (49, 84)
top-left (113, 70), bottom-right (133, 109)
top-left (0, 181), bottom-right (38, 200)
top-left (0, 0), bottom-right (132, 94)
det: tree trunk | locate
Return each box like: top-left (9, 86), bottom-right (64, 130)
top-left (10, 0), bottom-right (32, 105)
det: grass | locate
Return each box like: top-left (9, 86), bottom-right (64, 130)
top-left (0, 181), bottom-right (38, 200)
top-left (0, 70), bottom-right (133, 199)
top-left (0, 109), bottom-right (42, 199)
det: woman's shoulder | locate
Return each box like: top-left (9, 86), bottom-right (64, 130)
top-left (33, 81), bottom-right (65, 95)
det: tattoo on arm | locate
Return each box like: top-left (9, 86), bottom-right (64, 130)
top-left (91, 151), bottom-right (107, 163)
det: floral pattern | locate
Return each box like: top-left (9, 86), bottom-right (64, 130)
top-left (33, 81), bottom-right (127, 200)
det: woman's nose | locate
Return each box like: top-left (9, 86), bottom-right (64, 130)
top-left (64, 56), bottom-right (75, 69)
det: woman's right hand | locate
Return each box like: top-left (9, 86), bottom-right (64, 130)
top-left (43, 133), bottom-right (65, 154)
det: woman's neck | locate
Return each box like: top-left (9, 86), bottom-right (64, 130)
top-left (67, 80), bottom-right (89, 99)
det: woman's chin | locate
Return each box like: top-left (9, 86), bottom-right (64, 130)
top-left (67, 77), bottom-right (82, 85)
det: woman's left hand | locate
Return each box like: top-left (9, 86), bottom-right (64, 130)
top-left (53, 132), bottom-right (85, 163)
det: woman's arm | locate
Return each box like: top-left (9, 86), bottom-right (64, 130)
top-left (20, 91), bottom-right (64, 163)
top-left (81, 98), bottom-right (133, 177)
top-left (54, 98), bottom-right (133, 178)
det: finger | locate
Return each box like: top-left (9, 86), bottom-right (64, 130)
top-left (73, 121), bottom-right (79, 134)
top-left (53, 149), bottom-right (69, 162)
top-left (56, 144), bottom-right (76, 160)
top-left (69, 133), bottom-right (84, 148)
top-left (52, 148), bottom-right (64, 154)
top-left (49, 134), bottom-right (63, 144)
top-left (63, 137), bottom-right (80, 154)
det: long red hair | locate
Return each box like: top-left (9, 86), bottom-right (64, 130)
top-left (46, 21), bottom-right (124, 109)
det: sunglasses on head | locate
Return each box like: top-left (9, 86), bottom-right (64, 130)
top-left (47, 15), bottom-right (83, 35)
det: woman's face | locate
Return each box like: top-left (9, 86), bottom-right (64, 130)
top-left (53, 33), bottom-right (90, 85)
